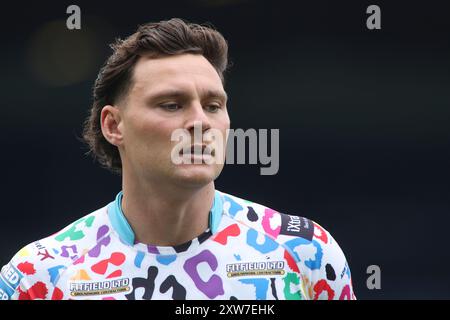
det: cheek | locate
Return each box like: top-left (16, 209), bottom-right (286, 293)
top-left (219, 118), bottom-right (231, 143)
top-left (212, 112), bottom-right (230, 131)
top-left (221, 114), bottom-right (231, 134)
top-left (133, 122), bottom-right (182, 161)
top-left (123, 116), bottom-right (166, 153)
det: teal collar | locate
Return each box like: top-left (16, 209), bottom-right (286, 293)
top-left (107, 190), bottom-right (224, 246)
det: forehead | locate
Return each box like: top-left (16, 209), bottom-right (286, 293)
top-left (131, 53), bottom-right (224, 96)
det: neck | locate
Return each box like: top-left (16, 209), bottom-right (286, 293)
top-left (120, 171), bottom-right (215, 247)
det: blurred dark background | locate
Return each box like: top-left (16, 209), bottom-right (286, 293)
top-left (1, 0), bottom-right (449, 299)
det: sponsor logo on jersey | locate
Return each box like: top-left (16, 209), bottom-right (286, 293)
top-left (69, 278), bottom-right (131, 297)
top-left (34, 241), bottom-right (46, 251)
top-left (0, 263), bottom-right (24, 300)
top-left (226, 261), bottom-right (285, 278)
top-left (34, 241), bottom-right (55, 261)
top-left (280, 214), bottom-right (314, 240)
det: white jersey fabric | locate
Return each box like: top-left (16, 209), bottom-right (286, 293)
top-left (1, 190), bottom-right (355, 300)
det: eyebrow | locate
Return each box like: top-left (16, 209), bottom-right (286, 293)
top-left (146, 89), bottom-right (228, 103)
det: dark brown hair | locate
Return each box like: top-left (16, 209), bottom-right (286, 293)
top-left (82, 18), bottom-right (229, 174)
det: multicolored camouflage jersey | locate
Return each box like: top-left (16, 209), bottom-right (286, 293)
top-left (1, 190), bottom-right (355, 300)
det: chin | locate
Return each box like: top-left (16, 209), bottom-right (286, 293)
top-left (173, 164), bottom-right (221, 187)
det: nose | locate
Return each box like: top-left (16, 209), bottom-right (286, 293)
top-left (184, 101), bottom-right (212, 134)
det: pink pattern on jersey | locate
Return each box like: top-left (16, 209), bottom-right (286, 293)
top-left (262, 208), bottom-right (281, 238)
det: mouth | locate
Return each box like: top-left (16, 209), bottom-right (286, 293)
top-left (179, 144), bottom-right (215, 157)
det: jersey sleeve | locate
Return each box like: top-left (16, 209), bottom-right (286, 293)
top-left (300, 221), bottom-right (356, 300)
top-left (281, 216), bottom-right (356, 300)
top-left (0, 242), bottom-right (61, 300)
top-left (309, 221), bottom-right (356, 300)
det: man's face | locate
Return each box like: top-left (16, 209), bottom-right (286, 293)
top-left (115, 53), bottom-right (230, 188)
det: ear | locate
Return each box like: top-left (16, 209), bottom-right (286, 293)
top-left (100, 105), bottom-right (123, 147)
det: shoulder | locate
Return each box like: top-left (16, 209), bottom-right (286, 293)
top-left (1, 205), bottom-right (109, 300)
top-left (217, 190), bottom-right (355, 299)
top-left (218, 190), bottom-right (322, 246)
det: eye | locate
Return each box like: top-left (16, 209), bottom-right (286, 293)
top-left (205, 104), bottom-right (221, 113)
top-left (160, 103), bottom-right (182, 112)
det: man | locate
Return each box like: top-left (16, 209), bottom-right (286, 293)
top-left (0, 18), bottom-right (355, 300)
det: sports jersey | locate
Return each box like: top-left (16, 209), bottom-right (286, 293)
top-left (0, 190), bottom-right (356, 300)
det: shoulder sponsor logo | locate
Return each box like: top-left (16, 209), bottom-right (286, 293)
top-left (1, 263), bottom-right (23, 289)
top-left (0, 263), bottom-right (24, 300)
top-left (34, 241), bottom-right (55, 261)
top-left (69, 278), bottom-right (131, 297)
top-left (34, 241), bottom-right (46, 251)
top-left (280, 214), bottom-right (314, 240)
top-left (226, 261), bottom-right (285, 278)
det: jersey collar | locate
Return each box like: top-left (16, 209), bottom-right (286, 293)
top-left (107, 190), bottom-right (224, 246)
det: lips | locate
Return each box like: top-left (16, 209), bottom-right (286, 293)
top-left (179, 144), bottom-right (215, 156)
